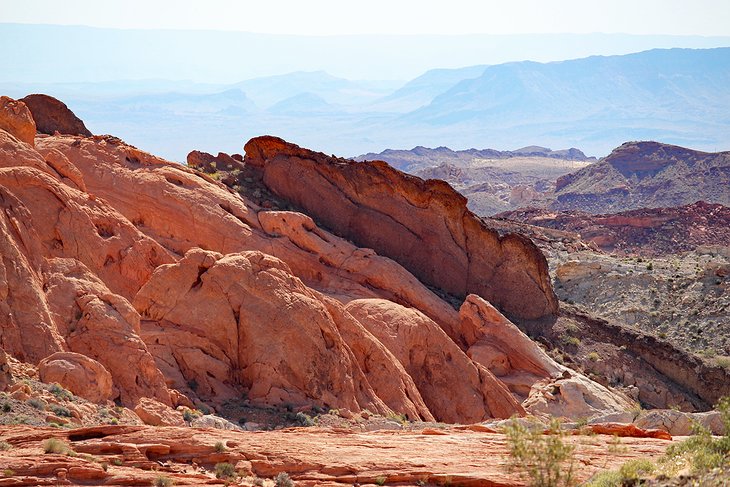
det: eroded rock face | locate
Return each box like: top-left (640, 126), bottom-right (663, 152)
top-left (38, 352), bottom-right (113, 403)
top-left (459, 295), bottom-right (633, 418)
top-left (0, 96), bottom-right (36, 145)
top-left (345, 299), bottom-right (522, 422)
top-left (20, 94), bottom-right (92, 136)
top-left (133, 248), bottom-right (437, 419)
top-left (244, 135), bottom-right (558, 321)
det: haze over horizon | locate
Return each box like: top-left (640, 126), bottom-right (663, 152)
top-left (1, 1), bottom-right (729, 159)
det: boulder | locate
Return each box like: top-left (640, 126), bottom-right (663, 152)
top-left (0, 96), bottom-right (36, 145)
top-left (134, 398), bottom-right (185, 426)
top-left (39, 352), bottom-right (113, 403)
top-left (20, 94), bottom-right (92, 136)
top-left (634, 409), bottom-right (726, 436)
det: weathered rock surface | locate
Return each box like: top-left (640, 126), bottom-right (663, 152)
top-left (497, 201), bottom-right (730, 256)
top-left (0, 424), bottom-right (673, 486)
top-left (133, 398), bottom-right (185, 426)
top-left (20, 94), bottom-right (92, 137)
top-left (459, 295), bottom-right (633, 418)
top-left (244, 135), bottom-right (558, 321)
top-left (38, 352), bottom-right (113, 403)
top-left (0, 96), bottom-right (36, 145)
top-left (634, 408), bottom-right (726, 436)
top-left (0, 348), bottom-right (11, 391)
top-left (345, 298), bottom-right (522, 422)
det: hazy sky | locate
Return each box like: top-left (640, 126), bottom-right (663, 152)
top-left (2, 0), bottom-right (730, 36)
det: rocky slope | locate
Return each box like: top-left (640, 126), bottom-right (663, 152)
top-left (0, 94), bottom-right (634, 429)
top-left (546, 141), bottom-right (730, 213)
top-left (497, 201), bottom-right (730, 256)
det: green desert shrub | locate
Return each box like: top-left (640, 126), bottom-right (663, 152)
top-left (214, 462), bottom-right (236, 479)
top-left (504, 417), bottom-right (575, 487)
top-left (659, 395), bottom-right (730, 475)
top-left (275, 472), bottom-right (294, 487)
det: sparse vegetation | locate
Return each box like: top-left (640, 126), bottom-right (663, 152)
top-left (375, 476), bottom-right (387, 485)
top-left (182, 409), bottom-right (200, 423)
top-left (214, 441), bottom-right (226, 453)
top-left (153, 475), bottom-right (174, 487)
top-left (658, 396), bottom-right (730, 475)
top-left (42, 438), bottom-right (70, 454)
top-left (294, 411), bottom-right (314, 426)
top-left (0, 441), bottom-right (11, 451)
top-left (504, 417), bottom-right (575, 487)
top-left (49, 404), bottom-right (72, 417)
top-left (275, 472), bottom-right (294, 487)
top-left (49, 383), bottom-right (73, 401)
top-left (586, 351), bottom-right (600, 361)
top-left (27, 397), bottom-right (45, 410)
top-left (214, 462), bottom-right (236, 479)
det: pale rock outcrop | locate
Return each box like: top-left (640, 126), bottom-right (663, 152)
top-left (0, 96), bottom-right (36, 146)
top-left (459, 295), bottom-right (633, 418)
top-left (38, 352), bottom-right (113, 403)
top-left (634, 409), bottom-right (726, 436)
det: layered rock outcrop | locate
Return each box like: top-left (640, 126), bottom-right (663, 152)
top-left (244, 135), bottom-right (558, 321)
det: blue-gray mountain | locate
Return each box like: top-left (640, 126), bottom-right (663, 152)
top-left (3, 45), bottom-right (728, 160)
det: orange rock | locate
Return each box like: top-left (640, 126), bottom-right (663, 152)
top-left (38, 352), bottom-right (113, 403)
top-left (588, 422), bottom-right (673, 440)
top-left (20, 94), bottom-right (92, 136)
top-left (459, 295), bottom-right (633, 418)
top-left (244, 135), bottom-right (558, 321)
top-left (134, 398), bottom-right (185, 426)
top-left (345, 298), bottom-right (522, 422)
top-left (0, 95), bottom-right (36, 145)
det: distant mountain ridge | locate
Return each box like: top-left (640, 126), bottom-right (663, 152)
top-left (546, 141), bottom-right (730, 213)
top-left (3, 44), bottom-right (729, 160)
top-left (356, 145), bottom-right (594, 172)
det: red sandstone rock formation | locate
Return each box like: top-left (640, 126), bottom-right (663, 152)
top-left (0, 96), bottom-right (36, 146)
top-left (244, 135), bottom-right (559, 321)
top-left (0, 95), bottom-right (633, 424)
top-left (20, 94), bottom-right (92, 137)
